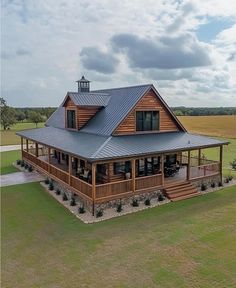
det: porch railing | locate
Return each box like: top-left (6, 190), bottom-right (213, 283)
top-left (96, 179), bottom-right (132, 199)
top-left (135, 174), bottom-right (162, 191)
top-left (190, 162), bottom-right (220, 180)
top-left (70, 176), bottom-right (92, 198)
top-left (22, 150), bottom-right (92, 199)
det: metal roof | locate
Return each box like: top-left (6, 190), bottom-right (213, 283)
top-left (65, 92), bottom-right (110, 107)
top-left (46, 83), bottom-right (185, 135)
top-left (17, 127), bottom-right (228, 162)
top-left (80, 84), bottom-right (152, 135)
top-left (17, 127), bottom-right (108, 159)
top-left (45, 106), bottom-right (65, 129)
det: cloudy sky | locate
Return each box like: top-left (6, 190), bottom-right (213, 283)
top-left (1, 0), bottom-right (236, 107)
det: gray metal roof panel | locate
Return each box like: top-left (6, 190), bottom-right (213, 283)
top-left (68, 92), bottom-right (110, 107)
top-left (17, 127), bottom-right (109, 159)
top-left (80, 84), bottom-right (152, 136)
top-left (17, 127), bottom-right (228, 161)
top-left (94, 132), bottom-right (228, 160)
top-left (45, 106), bottom-right (65, 129)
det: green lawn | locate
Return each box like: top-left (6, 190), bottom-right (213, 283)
top-left (1, 182), bottom-right (236, 287)
top-left (0, 150), bottom-right (21, 175)
top-left (0, 122), bottom-right (45, 146)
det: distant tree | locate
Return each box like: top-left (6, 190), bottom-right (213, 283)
top-left (15, 110), bottom-right (26, 122)
top-left (28, 111), bottom-right (43, 127)
top-left (0, 97), bottom-right (16, 130)
top-left (174, 110), bottom-right (184, 116)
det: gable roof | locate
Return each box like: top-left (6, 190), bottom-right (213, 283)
top-left (17, 127), bottom-right (229, 161)
top-left (62, 92), bottom-right (110, 107)
top-left (46, 83), bottom-right (186, 135)
top-left (80, 84), bottom-right (153, 135)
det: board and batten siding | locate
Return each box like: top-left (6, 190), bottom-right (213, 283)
top-left (114, 89), bottom-right (180, 135)
top-left (64, 96), bottom-right (100, 130)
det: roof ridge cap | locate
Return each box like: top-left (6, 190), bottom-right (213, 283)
top-left (92, 83), bottom-right (152, 92)
top-left (91, 136), bottom-right (112, 158)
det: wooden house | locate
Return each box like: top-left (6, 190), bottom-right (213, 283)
top-left (17, 76), bottom-right (228, 213)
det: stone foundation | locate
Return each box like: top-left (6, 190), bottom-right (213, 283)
top-left (49, 178), bottom-right (164, 214)
top-left (191, 174), bottom-right (222, 190)
top-left (95, 189), bottom-right (163, 211)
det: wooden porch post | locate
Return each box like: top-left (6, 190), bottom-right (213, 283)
top-left (35, 143), bottom-right (39, 157)
top-left (198, 149), bottom-right (201, 166)
top-left (21, 137), bottom-right (23, 157)
top-left (187, 150), bottom-right (191, 180)
top-left (48, 147), bottom-right (51, 173)
top-left (92, 163), bottom-right (96, 216)
top-left (132, 159), bottom-right (136, 192)
top-left (220, 145), bottom-right (223, 183)
top-left (161, 154), bottom-right (164, 186)
top-left (26, 139), bottom-right (29, 152)
top-left (69, 155), bottom-right (72, 185)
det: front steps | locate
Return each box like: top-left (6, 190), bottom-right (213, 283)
top-left (164, 181), bottom-right (201, 201)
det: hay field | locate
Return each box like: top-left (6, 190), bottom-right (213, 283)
top-left (178, 115), bottom-right (236, 138)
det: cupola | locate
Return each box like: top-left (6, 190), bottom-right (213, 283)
top-left (76, 76), bottom-right (90, 93)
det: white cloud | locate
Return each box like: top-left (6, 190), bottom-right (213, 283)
top-left (1, 0), bottom-right (236, 107)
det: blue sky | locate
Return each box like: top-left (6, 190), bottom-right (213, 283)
top-left (1, 0), bottom-right (236, 107)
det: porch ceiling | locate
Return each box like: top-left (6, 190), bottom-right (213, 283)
top-left (17, 127), bottom-right (229, 162)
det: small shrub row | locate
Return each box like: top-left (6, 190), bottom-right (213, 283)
top-left (96, 209), bottom-right (103, 218)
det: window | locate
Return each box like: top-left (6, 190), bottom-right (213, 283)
top-left (114, 161), bottom-right (131, 175)
top-left (165, 154), bottom-right (177, 166)
top-left (97, 164), bottom-right (108, 175)
top-left (137, 157), bottom-right (160, 176)
top-left (67, 110), bottom-right (76, 129)
top-left (136, 111), bottom-right (159, 131)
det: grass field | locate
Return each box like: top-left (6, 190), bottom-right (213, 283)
top-left (178, 115), bottom-right (236, 138)
top-left (1, 182), bottom-right (236, 287)
top-left (0, 150), bottom-right (21, 175)
top-left (0, 122), bottom-right (45, 146)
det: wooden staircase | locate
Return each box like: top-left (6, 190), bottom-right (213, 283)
top-left (164, 181), bottom-right (201, 201)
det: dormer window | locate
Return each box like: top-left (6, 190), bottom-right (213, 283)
top-left (67, 110), bottom-right (76, 129)
top-left (136, 111), bottom-right (159, 131)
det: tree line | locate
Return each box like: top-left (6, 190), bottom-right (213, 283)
top-left (0, 98), bottom-right (56, 130)
top-left (172, 107), bottom-right (236, 116)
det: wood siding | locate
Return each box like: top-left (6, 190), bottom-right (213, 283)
top-left (77, 107), bottom-right (100, 129)
top-left (64, 96), bottom-right (100, 129)
top-left (114, 89), bottom-right (180, 135)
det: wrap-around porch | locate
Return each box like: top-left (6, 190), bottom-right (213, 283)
top-left (20, 137), bottom-right (222, 207)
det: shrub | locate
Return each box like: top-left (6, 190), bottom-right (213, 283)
top-left (28, 166), bottom-right (33, 172)
top-left (70, 197), bottom-right (76, 206)
top-left (16, 159), bottom-right (21, 165)
top-left (62, 192), bottom-right (68, 201)
top-left (78, 205), bottom-right (85, 214)
top-left (144, 198), bottom-right (151, 206)
top-left (49, 181), bottom-right (54, 191)
top-left (201, 183), bottom-right (207, 191)
top-left (96, 209), bottom-right (103, 218)
top-left (229, 159), bottom-right (236, 170)
top-left (56, 188), bottom-right (61, 195)
top-left (20, 160), bottom-right (25, 167)
top-left (228, 175), bottom-right (233, 181)
top-left (218, 181), bottom-right (223, 187)
top-left (24, 163), bottom-right (29, 170)
top-left (116, 202), bottom-right (123, 213)
top-left (210, 182), bottom-right (215, 188)
top-left (131, 198), bottom-right (139, 207)
top-left (44, 177), bottom-right (50, 185)
top-left (224, 177), bottom-right (229, 183)
top-left (158, 193), bottom-right (165, 201)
